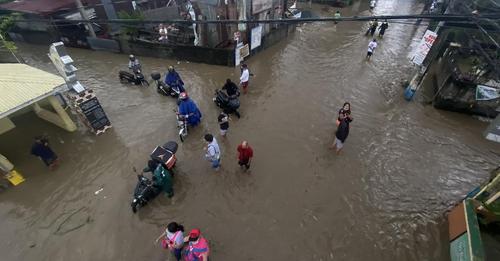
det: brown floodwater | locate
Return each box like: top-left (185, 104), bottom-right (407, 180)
top-left (1, 1), bottom-right (499, 260)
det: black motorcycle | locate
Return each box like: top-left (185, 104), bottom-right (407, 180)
top-left (119, 67), bottom-right (149, 86)
top-left (131, 174), bottom-right (160, 213)
top-left (131, 141), bottom-right (178, 213)
top-left (213, 89), bottom-right (241, 118)
top-left (151, 72), bottom-right (180, 97)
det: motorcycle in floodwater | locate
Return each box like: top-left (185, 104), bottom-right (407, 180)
top-left (119, 67), bottom-right (149, 86)
top-left (151, 72), bottom-right (181, 97)
top-left (174, 110), bottom-right (189, 142)
top-left (213, 89), bottom-right (241, 118)
top-left (131, 141), bottom-right (178, 213)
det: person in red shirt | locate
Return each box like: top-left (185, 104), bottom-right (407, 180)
top-left (237, 141), bottom-right (253, 170)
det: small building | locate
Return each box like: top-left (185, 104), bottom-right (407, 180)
top-left (0, 63), bottom-right (76, 135)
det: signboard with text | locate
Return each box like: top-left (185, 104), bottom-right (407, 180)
top-left (412, 30), bottom-right (438, 66)
top-left (251, 25), bottom-right (263, 50)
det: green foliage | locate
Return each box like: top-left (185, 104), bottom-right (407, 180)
top-left (0, 13), bottom-right (20, 52)
top-left (117, 10), bottom-right (144, 38)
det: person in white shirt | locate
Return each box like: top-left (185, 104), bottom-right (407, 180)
top-left (239, 63), bottom-right (250, 94)
top-left (158, 24), bottom-right (168, 43)
top-left (366, 39), bottom-right (378, 61)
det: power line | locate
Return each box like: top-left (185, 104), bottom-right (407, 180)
top-left (10, 14), bottom-right (500, 25)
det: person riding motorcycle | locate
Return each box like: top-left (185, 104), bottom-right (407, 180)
top-left (128, 54), bottom-right (141, 70)
top-left (178, 92), bottom-right (202, 126)
top-left (165, 66), bottom-right (185, 93)
top-left (222, 78), bottom-right (240, 98)
top-left (143, 159), bottom-right (173, 197)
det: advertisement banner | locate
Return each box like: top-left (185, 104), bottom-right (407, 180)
top-left (251, 25), bottom-right (262, 50)
top-left (412, 30), bottom-right (438, 66)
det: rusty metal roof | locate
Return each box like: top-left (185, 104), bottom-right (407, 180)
top-left (0, 63), bottom-right (65, 118)
top-left (0, 0), bottom-right (76, 16)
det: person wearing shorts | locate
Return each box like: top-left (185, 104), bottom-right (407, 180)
top-left (331, 114), bottom-right (350, 154)
top-left (218, 112), bottom-right (229, 137)
top-left (237, 141), bottom-right (253, 170)
top-left (240, 64), bottom-right (250, 94)
top-left (366, 39), bottom-right (377, 61)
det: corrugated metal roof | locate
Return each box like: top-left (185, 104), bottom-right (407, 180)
top-left (0, 63), bottom-right (65, 118)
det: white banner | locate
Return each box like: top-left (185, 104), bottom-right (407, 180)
top-left (251, 25), bottom-right (262, 50)
top-left (412, 30), bottom-right (438, 66)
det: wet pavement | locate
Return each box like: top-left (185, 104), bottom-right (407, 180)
top-left (1, 0), bottom-right (500, 260)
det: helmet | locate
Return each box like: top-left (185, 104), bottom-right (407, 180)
top-left (168, 66), bottom-right (174, 72)
top-left (129, 54), bottom-right (135, 60)
top-left (179, 92), bottom-right (188, 100)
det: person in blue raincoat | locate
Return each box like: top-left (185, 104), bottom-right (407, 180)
top-left (165, 66), bottom-right (185, 93)
top-left (178, 92), bottom-right (202, 126)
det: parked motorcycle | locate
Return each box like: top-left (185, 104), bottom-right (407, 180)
top-left (119, 68), bottom-right (149, 86)
top-left (213, 89), bottom-right (241, 118)
top-left (151, 72), bottom-right (180, 97)
top-left (131, 141), bottom-right (178, 213)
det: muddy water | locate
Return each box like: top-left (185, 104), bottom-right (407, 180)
top-left (1, 0), bottom-right (499, 260)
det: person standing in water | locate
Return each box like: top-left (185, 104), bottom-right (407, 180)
top-left (240, 64), bottom-right (250, 94)
top-left (31, 136), bottom-right (58, 169)
top-left (204, 134), bottom-right (221, 171)
top-left (184, 229), bottom-right (209, 261)
top-left (237, 141), bottom-right (254, 170)
top-left (379, 20), bottom-right (389, 38)
top-left (155, 222), bottom-right (185, 261)
top-left (366, 39), bottom-right (378, 61)
top-left (331, 113), bottom-right (350, 154)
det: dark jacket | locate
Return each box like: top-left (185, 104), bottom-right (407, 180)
top-left (335, 119), bottom-right (350, 142)
top-left (222, 81), bottom-right (239, 97)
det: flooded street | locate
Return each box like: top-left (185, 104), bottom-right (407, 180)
top-left (1, 0), bottom-right (499, 260)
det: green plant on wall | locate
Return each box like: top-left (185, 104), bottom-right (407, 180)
top-left (117, 10), bottom-right (144, 39)
top-left (0, 13), bottom-right (20, 52)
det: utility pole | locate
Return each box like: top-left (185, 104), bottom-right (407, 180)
top-left (75, 0), bottom-right (96, 37)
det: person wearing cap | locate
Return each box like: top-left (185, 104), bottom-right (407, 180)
top-left (239, 63), bottom-right (250, 94)
top-left (178, 92), bottom-right (202, 126)
top-left (237, 141), bottom-right (253, 170)
top-left (128, 54), bottom-right (141, 70)
top-left (165, 66), bottom-right (185, 93)
top-left (155, 222), bottom-right (185, 260)
top-left (183, 229), bottom-right (209, 261)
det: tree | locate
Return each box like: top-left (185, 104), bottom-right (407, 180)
top-left (0, 13), bottom-right (20, 53)
top-left (117, 10), bottom-right (144, 39)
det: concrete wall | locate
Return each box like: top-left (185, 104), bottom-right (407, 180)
top-left (250, 23), bottom-right (295, 56)
top-left (118, 38), bottom-right (235, 66)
